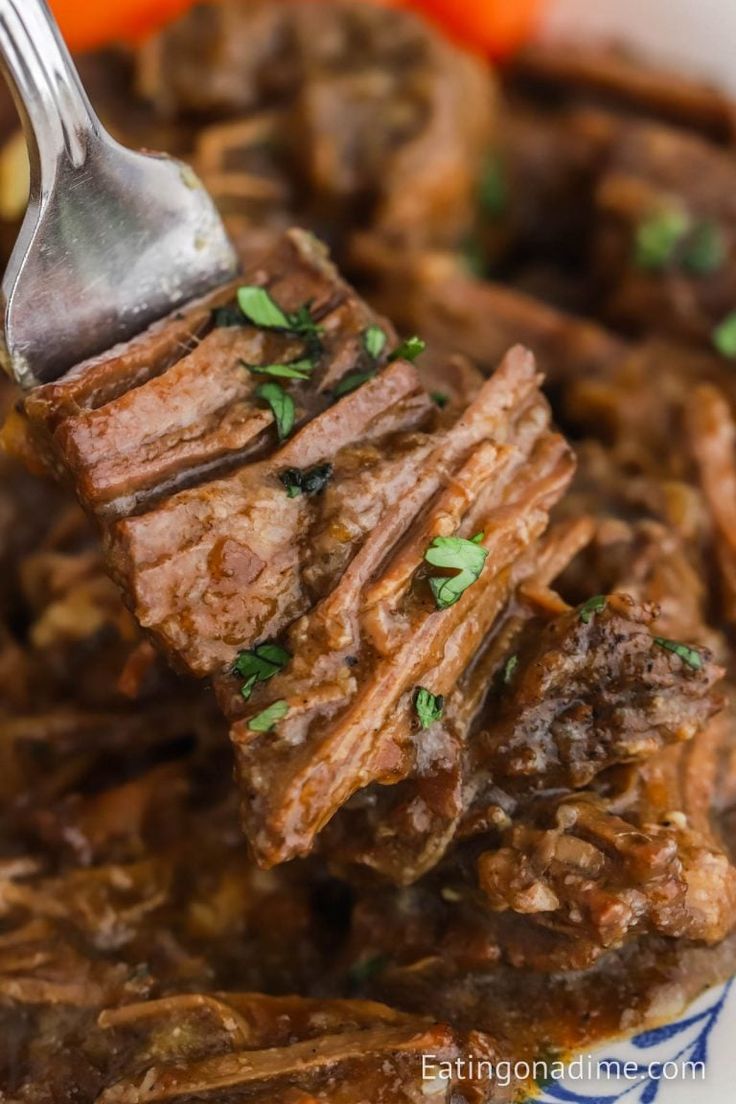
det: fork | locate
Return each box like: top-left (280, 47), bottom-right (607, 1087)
top-left (0, 0), bottom-right (238, 387)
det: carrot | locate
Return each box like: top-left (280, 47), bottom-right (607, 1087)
top-left (52, 0), bottom-right (542, 58)
top-left (50, 0), bottom-right (197, 52)
top-left (397, 0), bottom-right (543, 57)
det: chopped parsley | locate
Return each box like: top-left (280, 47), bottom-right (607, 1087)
top-left (363, 325), bottom-right (387, 361)
top-left (634, 208), bottom-right (690, 270)
top-left (431, 391), bottom-right (449, 409)
top-left (579, 595), bottom-right (607, 624)
top-left (390, 336), bottom-right (426, 363)
top-left (502, 654), bottom-right (519, 684)
top-left (654, 637), bottom-right (703, 671)
top-left (348, 954), bottom-right (389, 988)
top-left (236, 286), bottom-right (323, 338)
top-left (241, 358), bottom-right (314, 381)
top-left (333, 369), bottom-right (377, 398)
top-left (414, 686), bottom-right (445, 729)
top-left (479, 152), bottom-right (508, 218)
top-left (682, 220), bottom-right (727, 275)
top-left (256, 381), bottom-right (295, 441)
top-left (234, 642), bottom-right (291, 701)
top-left (248, 699), bottom-right (289, 733)
top-left (712, 312), bottom-right (736, 358)
top-left (212, 305), bottom-right (244, 328)
top-left (424, 532), bottom-right (488, 610)
top-left (279, 463), bottom-right (333, 499)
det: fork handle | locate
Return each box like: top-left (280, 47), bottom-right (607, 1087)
top-left (0, 0), bottom-right (101, 193)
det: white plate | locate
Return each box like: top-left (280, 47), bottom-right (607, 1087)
top-left (531, 981), bottom-right (735, 1104)
top-left (532, 4), bottom-right (736, 1100)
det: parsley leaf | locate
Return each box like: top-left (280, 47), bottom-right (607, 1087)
top-left (479, 152), bottom-right (508, 218)
top-left (333, 370), bottom-right (377, 398)
top-left (248, 699), bottom-right (289, 732)
top-left (363, 325), bottom-right (387, 361)
top-left (414, 686), bottom-right (445, 729)
top-left (212, 305), bottom-right (244, 328)
top-left (713, 312), bottom-right (736, 358)
top-left (579, 595), bottom-right (607, 624)
top-left (390, 336), bottom-right (426, 363)
top-left (654, 637), bottom-right (703, 671)
top-left (348, 954), bottom-right (389, 988)
top-left (238, 286), bottom-right (291, 329)
top-left (279, 463), bottom-right (333, 499)
top-left (502, 654), bottom-right (519, 684)
top-left (237, 286), bottom-right (323, 338)
top-left (634, 208), bottom-right (690, 270)
top-left (242, 358), bottom-right (314, 381)
top-left (683, 220), bottom-right (727, 275)
top-left (256, 381), bottom-right (295, 441)
top-left (424, 533), bottom-right (488, 610)
top-left (431, 391), bottom-right (449, 409)
top-left (235, 643), bottom-right (291, 701)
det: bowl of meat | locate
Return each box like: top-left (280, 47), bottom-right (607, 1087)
top-left (0, 1), bottom-right (735, 1102)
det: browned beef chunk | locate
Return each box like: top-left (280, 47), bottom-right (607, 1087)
top-left (226, 347), bottom-right (575, 866)
top-left (477, 707), bottom-right (736, 971)
top-left (21, 229), bottom-right (433, 678)
top-left (467, 593), bottom-right (722, 798)
top-left (136, 0), bottom-right (495, 256)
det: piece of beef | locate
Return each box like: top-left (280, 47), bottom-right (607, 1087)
top-left (16, 228), bottom-right (578, 874)
top-left (137, 0), bottom-right (496, 256)
top-left (94, 993), bottom-right (479, 1104)
top-left (591, 119), bottom-right (736, 345)
top-left (477, 705), bottom-right (736, 971)
top-left (225, 346), bottom-right (575, 866)
top-left (20, 229), bottom-right (432, 677)
top-left (509, 41), bottom-right (736, 141)
top-left (685, 383), bottom-right (736, 627)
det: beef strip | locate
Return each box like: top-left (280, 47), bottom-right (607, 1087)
top-left (509, 41), bottom-right (736, 141)
top-left (685, 383), bottom-right (736, 626)
top-left (94, 993), bottom-right (482, 1104)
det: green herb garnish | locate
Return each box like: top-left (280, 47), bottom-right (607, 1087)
top-left (248, 700), bottom-right (289, 733)
top-left (237, 286), bottom-right (323, 338)
top-left (634, 208), bottom-right (690, 270)
top-left (256, 381), bottom-right (295, 441)
top-left (279, 463), bottom-right (333, 499)
top-left (502, 654), bottom-right (519, 684)
top-left (713, 312), bottom-right (736, 358)
top-left (431, 391), bottom-right (449, 409)
top-left (238, 286), bottom-right (292, 328)
top-left (390, 336), bottom-right (426, 363)
top-left (424, 533), bottom-right (488, 610)
top-left (363, 325), bottom-right (387, 361)
top-left (479, 152), bottom-right (508, 218)
top-left (579, 595), bottom-right (607, 624)
top-left (235, 643), bottom-right (291, 701)
top-left (242, 358), bottom-right (314, 381)
top-left (333, 370), bottom-right (377, 398)
top-left (683, 220), bottom-right (727, 275)
top-left (348, 954), bottom-right (389, 988)
top-left (654, 637), bottom-right (703, 671)
top-left (414, 687), bottom-right (445, 729)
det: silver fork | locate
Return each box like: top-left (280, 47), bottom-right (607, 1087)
top-left (0, 0), bottom-right (238, 387)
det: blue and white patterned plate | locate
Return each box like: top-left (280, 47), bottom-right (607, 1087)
top-left (531, 981), bottom-right (736, 1104)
